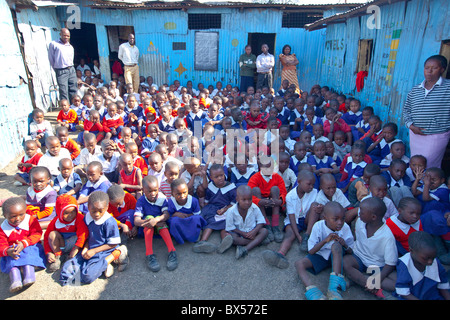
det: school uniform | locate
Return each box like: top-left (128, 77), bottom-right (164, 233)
top-left (225, 203), bottom-right (266, 233)
top-left (134, 193), bottom-right (170, 238)
top-left (167, 195), bottom-right (206, 244)
top-left (133, 155), bottom-right (148, 176)
top-left (59, 211), bottom-right (121, 286)
top-left (341, 110), bottom-right (362, 126)
top-left (289, 155), bottom-right (307, 176)
top-left (311, 135), bottom-right (329, 146)
top-left (276, 107), bottom-right (291, 125)
top-left (307, 155), bottom-right (336, 172)
top-left (61, 138), bottom-right (81, 161)
top-left (248, 172), bottom-right (287, 208)
top-left (78, 175), bottom-right (112, 214)
top-left (280, 168), bottom-right (297, 192)
top-left (0, 214), bottom-right (45, 274)
top-left (180, 170), bottom-right (204, 195)
top-left (53, 171), bottom-right (82, 196)
top-left (57, 109), bottom-right (79, 131)
top-left (284, 187), bottom-right (318, 231)
top-left (26, 185), bottom-right (57, 222)
top-left (17, 152), bottom-right (43, 184)
top-left (332, 142), bottom-right (351, 162)
top-left (416, 183), bottom-right (450, 214)
top-left (323, 118), bottom-right (351, 138)
top-left (303, 116), bottom-right (322, 134)
top-left (352, 119), bottom-right (370, 142)
top-left (353, 218), bottom-right (398, 269)
top-left (229, 166), bottom-right (256, 187)
top-left (119, 167), bottom-right (142, 194)
top-left (37, 148), bottom-right (72, 177)
top-left (147, 168), bottom-right (165, 186)
top-left (98, 152), bottom-right (121, 183)
top-left (77, 120), bottom-right (104, 145)
top-left (125, 104), bottom-right (145, 134)
top-left (201, 182), bottom-right (237, 231)
top-left (381, 170), bottom-right (413, 206)
top-left (141, 137), bottom-right (159, 159)
top-left (386, 214), bottom-right (422, 255)
top-left (314, 189), bottom-right (351, 208)
top-left (75, 146), bottom-right (102, 168)
top-left (395, 252), bottom-right (449, 300)
top-left (306, 220), bottom-right (354, 274)
top-left (380, 154), bottom-right (410, 169)
top-left (202, 114), bottom-right (224, 131)
top-left (102, 114), bottom-right (124, 139)
top-left (360, 193), bottom-right (398, 222)
top-left (108, 192), bottom-right (137, 229)
top-left (186, 110), bottom-right (207, 132)
top-left (158, 117), bottom-right (176, 133)
top-left (337, 156), bottom-right (367, 189)
top-left (245, 112), bottom-right (269, 130)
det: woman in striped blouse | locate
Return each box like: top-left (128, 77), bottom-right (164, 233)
top-left (402, 55), bottom-right (450, 168)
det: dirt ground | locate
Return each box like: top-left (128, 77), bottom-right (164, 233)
top-left (0, 109), bottom-right (377, 302)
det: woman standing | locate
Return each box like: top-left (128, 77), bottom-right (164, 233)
top-left (402, 55), bottom-right (450, 168)
top-left (279, 45), bottom-right (300, 94)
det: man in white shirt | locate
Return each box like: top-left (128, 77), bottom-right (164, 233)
top-left (256, 44), bottom-right (275, 90)
top-left (118, 34), bottom-right (140, 94)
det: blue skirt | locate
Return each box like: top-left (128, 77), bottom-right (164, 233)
top-left (201, 204), bottom-right (226, 231)
top-left (167, 215), bottom-right (207, 244)
top-left (59, 246), bottom-right (117, 286)
top-left (421, 210), bottom-right (450, 236)
top-left (0, 243), bottom-right (46, 273)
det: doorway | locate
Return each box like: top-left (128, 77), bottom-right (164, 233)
top-left (247, 33), bottom-right (276, 87)
top-left (106, 26), bottom-right (135, 78)
top-left (440, 40), bottom-right (450, 79)
top-left (70, 22), bottom-right (99, 70)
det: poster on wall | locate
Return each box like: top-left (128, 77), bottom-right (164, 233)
top-left (194, 31), bottom-right (219, 71)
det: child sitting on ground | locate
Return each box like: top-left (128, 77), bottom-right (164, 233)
top-left (43, 194), bottom-right (88, 272)
top-left (0, 197), bottom-right (45, 293)
top-left (133, 176), bottom-right (178, 272)
top-left (56, 126), bottom-right (80, 162)
top-left (167, 179), bottom-right (206, 245)
top-left (394, 231), bottom-right (450, 300)
top-left (262, 170), bottom-right (319, 269)
top-left (28, 108), bottom-right (54, 150)
top-left (323, 107), bottom-right (352, 145)
top-left (248, 157), bottom-right (287, 243)
top-left (229, 155), bottom-right (257, 188)
top-left (194, 164), bottom-right (237, 253)
top-left (366, 122), bottom-right (402, 166)
top-left (338, 143), bottom-right (368, 193)
top-left (360, 175), bottom-right (398, 222)
top-left (125, 141), bottom-right (148, 177)
top-left (343, 197), bottom-right (398, 299)
top-left (118, 152), bottom-right (143, 200)
top-left (77, 110), bottom-right (104, 146)
top-left (347, 163), bottom-right (380, 209)
top-left (278, 151), bottom-right (297, 192)
top-left (98, 139), bottom-right (121, 183)
top-left (107, 184), bottom-right (138, 241)
top-left (159, 161), bottom-right (180, 198)
top-left (225, 185), bottom-right (269, 259)
top-left (412, 167), bottom-right (449, 214)
top-left (381, 159), bottom-right (413, 207)
top-left (77, 161), bottom-right (112, 214)
top-left (181, 157), bottom-right (207, 197)
top-left (37, 136), bottom-right (71, 179)
top-left (307, 141), bottom-right (339, 184)
top-left (379, 141), bottom-right (410, 170)
top-left (53, 158), bottom-right (82, 197)
top-left (332, 130), bottom-right (351, 164)
top-left (14, 140), bottom-right (43, 186)
top-left (56, 99), bottom-right (78, 132)
top-left (352, 106), bottom-right (373, 142)
top-left (102, 103), bottom-right (124, 141)
top-left (386, 197), bottom-right (423, 256)
top-left (59, 191), bottom-right (128, 285)
top-left (290, 141), bottom-right (308, 177)
top-left (295, 202), bottom-right (354, 300)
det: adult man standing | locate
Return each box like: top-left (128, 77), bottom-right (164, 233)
top-left (256, 44), bottom-right (275, 90)
top-left (239, 45), bottom-right (256, 93)
top-left (118, 33), bottom-right (140, 93)
top-left (48, 28), bottom-right (78, 101)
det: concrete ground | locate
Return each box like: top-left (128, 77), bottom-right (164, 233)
top-left (0, 109), bottom-right (377, 301)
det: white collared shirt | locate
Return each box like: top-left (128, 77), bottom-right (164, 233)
top-left (225, 203), bottom-right (266, 233)
top-left (118, 42), bottom-right (139, 66)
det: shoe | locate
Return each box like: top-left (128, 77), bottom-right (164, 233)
top-left (217, 234), bottom-right (233, 254)
top-left (373, 289), bottom-right (396, 300)
top-left (300, 234), bottom-right (309, 252)
top-left (262, 250), bottom-right (289, 269)
top-left (235, 246), bottom-right (248, 260)
top-left (261, 236), bottom-right (271, 246)
top-left (104, 264), bottom-right (114, 278)
top-left (272, 226), bottom-right (284, 243)
top-left (116, 245), bottom-right (129, 272)
top-left (265, 225), bottom-right (274, 242)
top-left (166, 251), bottom-right (178, 271)
top-left (146, 254), bottom-right (161, 272)
top-left (193, 241), bottom-right (217, 254)
top-left (47, 256), bottom-right (61, 273)
top-left (22, 265), bottom-right (36, 288)
top-left (305, 285), bottom-right (326, 300)
top-left (327, 273), bottom-right (346, 300)
top-left (9, 267), bottom-right (22, 293)
top-left (13, 181), bottom-right (23, 186)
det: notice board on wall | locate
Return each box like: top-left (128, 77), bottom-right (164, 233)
top-left (194, 31), bottom-right (219, 71)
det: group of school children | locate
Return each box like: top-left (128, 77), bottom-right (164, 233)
top-left (0, 73), bottom-right (449, 301)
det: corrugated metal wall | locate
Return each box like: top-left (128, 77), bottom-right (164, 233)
top-left (315, 0), bottom-right (450, 146)
top-left (0, 0), bottom-right (34, 169)
top-left (79, 6), bottom-right (326, 92)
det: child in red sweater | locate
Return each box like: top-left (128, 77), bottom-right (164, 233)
top-left (14, 140), bottom-right (43, 186)
top-left (43, 194), bottom-right (89, 272)
top-left (102, 103), bottom-right (124, 141)
top-left (118, 152), bottom-right (143, 199)
top-left (56, 126), bottom-right (81, 161)
top-left (56, 99), bottom-right (78, 131)
top-left (125, 141), bottom-right (148, 177)
top-left (323, 107), bottom-right (352, 145)
top-left (77, 109), bottom-right (104, 145)
top-left (248, 157), bottom-right (287, 243)
top-left (107, 184), bottom-right (138, 241)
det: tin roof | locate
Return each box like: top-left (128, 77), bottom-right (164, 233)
top-left (87, 0), bottom-right (370, 10)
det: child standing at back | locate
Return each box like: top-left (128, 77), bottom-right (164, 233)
top-left (59, 191), bottom-right (129, 285)
top-left (0, 197), bottom-right (46, 293)
top-left (295, 202), bottom-right (354, 300)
